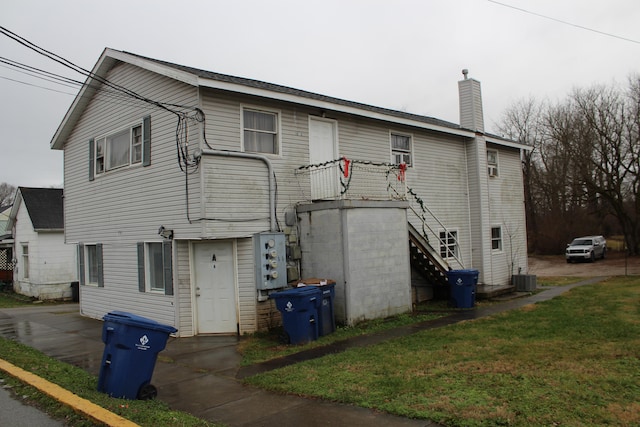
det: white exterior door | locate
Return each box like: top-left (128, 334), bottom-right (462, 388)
top-left (193, 241), bottom-right (237, 334)
top-left (309, 117), bottom-right (338, 200)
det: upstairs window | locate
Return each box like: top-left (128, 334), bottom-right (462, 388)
top-left (89, 116), bottom-right (150, 180)
top-left (391, 133), bottom-right (412, 166)
top-left (243, 108), bottom-right (279, 154)
top-left (487, 149), bottom-right (499, 177)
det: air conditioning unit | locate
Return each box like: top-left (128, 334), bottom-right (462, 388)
top-left (488, 165), bottom-right (498, 177)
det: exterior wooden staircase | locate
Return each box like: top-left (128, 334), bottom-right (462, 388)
top-left (408, 222), bottom-right (449, 288)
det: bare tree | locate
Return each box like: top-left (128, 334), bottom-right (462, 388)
top-left (0, 183), bottom-right (16, 207)
top-left (496, 97), bottom-right (545, 251)
top-left (569, 78), bottom-right (640, 253)
top-left (497, 76), bottom-right (640, 254)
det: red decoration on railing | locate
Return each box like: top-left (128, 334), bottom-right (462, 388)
top-left (342, 156), bottom-right (350, 178)
top-left (398, 162), bottom-right (407, 182)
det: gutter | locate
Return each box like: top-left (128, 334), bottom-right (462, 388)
top-left (195, 149), bottom-right (277, 232)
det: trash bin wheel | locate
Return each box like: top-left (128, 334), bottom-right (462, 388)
top-left (137, 383), bottom-right (157, 400)
top-left (279, 330), bottom-right (291, 345)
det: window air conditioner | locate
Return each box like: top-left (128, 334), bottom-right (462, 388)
top-left (488, 166), bottom-right (498, 177)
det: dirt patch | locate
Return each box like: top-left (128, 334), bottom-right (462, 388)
top-left (528, 251), bottom-right (640, 277)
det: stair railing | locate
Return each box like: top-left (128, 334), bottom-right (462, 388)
top-left (404, 189), bottom-right (465, 270)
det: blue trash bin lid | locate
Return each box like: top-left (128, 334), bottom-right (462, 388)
top-left (269, 286), bottom-right (321, 299)
top-left (103, 311), bottom-right (177, 334)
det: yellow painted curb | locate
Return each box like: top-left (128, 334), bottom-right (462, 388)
top-left (0, 358), bottom-right (138, 427)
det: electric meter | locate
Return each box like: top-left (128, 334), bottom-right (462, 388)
top-left (253, 232), bottom-right (286, 290)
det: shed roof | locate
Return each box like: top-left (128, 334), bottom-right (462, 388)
top-left (14, 188), bottom-right (64, 231)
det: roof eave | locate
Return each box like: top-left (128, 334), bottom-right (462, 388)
top-left (51, 48), bottom-right (113, 150)
top-left (50, 49), bottom-right (200, 151)
top-left (485, 135), bottom-right (533, 151)
top-left (50, 49), bottom-right (526, 149)
top-left (196, 76), bottom-right (476, 138)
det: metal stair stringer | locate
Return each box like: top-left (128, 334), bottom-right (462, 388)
top-left (408, 222), bottom-right (449, 287)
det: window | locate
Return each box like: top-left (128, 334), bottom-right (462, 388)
top-left (96, 124), bottom-right (142, 172)
top-left (89, 116), bottom-right (150, 180)
top-left (487, 149), bottom-right (498, 177)
top-left (391, 133), bottom-right (412, 166)
top-left (77, 243), bottom-right (103, 287)
top-left (137, 241), bottom-right (173, 295)
top-left (131, 125), bottom-right (143, 164)
top-left (439, 230), bottom-right (458, 259)
top-left (243, 108), bottom-right (279, 154)
top-left (491, 226), bottom-right (502, 251)
top-left (22, 244), bottom-right (29, 280)
top-left (86, 245), bottom-right (100, 284)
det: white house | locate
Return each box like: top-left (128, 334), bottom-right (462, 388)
top-left (50, 49), bottom-right (529, 336)
top-left (8, 187), bottom-right (77, 299)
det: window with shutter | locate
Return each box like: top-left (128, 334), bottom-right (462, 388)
top-left (89, 116), bottom-right (151, 179)
top-left (138, 241), bottom-right (173, 295)
top-left (80, 243), bottom-right (103, 287)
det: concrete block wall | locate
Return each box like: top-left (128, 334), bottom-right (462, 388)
top-left (298, 200), bottom-right (412, 326)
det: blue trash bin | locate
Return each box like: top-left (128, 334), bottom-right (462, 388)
top-left (311, 283), bottom-right (336, 336)
top-left (98, 311), bottom-right (177, 400)
top-left (447, 269), bottom-right (479, 308)
top-left (270, 287), bottom-right (320, 345)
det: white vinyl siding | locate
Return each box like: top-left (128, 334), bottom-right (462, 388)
top-left (60, 57), bottom-right (528, 332)
top-left (237, 238), bottom-right (257, 334)
top-left (175, 241), bottom-right (193, 336)
top-left (488, 145), bottom-right (528, 283)
top-left (62, 63), bottom-right (197, 326)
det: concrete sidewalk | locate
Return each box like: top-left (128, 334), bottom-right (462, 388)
top-left (0, 277), bottom-right (606, 427)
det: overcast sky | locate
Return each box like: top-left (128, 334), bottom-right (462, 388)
top-left (2, 0), bottom-right (639, 189)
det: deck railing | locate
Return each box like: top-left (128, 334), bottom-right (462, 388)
top-left (295, 158), bottom-right (462, 268)
top-left (294, 158), bottom-right (407, 201)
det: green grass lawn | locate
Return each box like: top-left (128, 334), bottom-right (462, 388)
top-left (0, 287), bottom-right (52, 308)
top-left (239, 311), bottom-right (448, 366)
top-left (245, 277), bottom-right (640, 426)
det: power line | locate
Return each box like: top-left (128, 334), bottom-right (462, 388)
top-left (0, 56), bottom-right (84, 86)
top-left (0, 26), bottom-right (199, 115)
top-left (0, 26), bottom-right (210, 175)
top-left (487, 0), bottom-right (640, 45)
top-left (0, 74), bottom-right (77, 95)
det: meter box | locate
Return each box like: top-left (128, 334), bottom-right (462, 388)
top-left (254, 232), bottom-right (287, 290)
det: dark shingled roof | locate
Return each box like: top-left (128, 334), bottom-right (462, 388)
top-left (124, 51), bottom-right (464, 132)
top-left (19, 187), bottom-right (64, 230)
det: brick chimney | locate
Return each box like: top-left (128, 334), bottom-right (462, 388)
top-left (458, 69), bottom-right (485, 133)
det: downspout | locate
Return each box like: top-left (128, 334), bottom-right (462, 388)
top-left (195, 149), bottom-right (277, 232)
